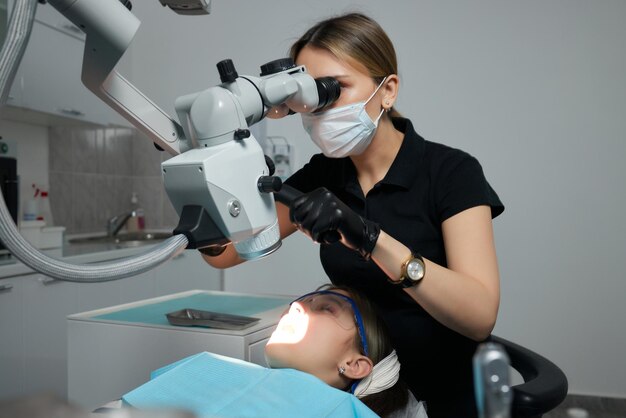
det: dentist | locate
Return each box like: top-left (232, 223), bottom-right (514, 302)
top-left (204, 13), bottom-right (504, 418)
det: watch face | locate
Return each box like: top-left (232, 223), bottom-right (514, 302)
top-left (407, 260), bottom-right (425, 281)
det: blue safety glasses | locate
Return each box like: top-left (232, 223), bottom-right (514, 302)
top-left (290, 290), bottom-right (369, 357)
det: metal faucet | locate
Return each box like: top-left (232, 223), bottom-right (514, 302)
top-left (106, 212), bottom-right (133, 237)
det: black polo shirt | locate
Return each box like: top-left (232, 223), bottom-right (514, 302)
top-left (285, 118), bottom-right (504, 418)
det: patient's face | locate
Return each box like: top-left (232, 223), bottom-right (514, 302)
top-left (265, 289), bottom-right (361, 384)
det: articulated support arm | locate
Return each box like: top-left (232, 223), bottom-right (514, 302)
top-left (48, 0), bottom-right (188, 155)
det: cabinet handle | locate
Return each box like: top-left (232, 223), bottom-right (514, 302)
top-left (0, 284), bottom-right (14, 292)
top-left (39, 277), bottom-right (60, 286)
top-left (58, 108), bottom-right (85, 117)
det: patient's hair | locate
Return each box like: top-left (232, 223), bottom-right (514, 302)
top-left (321, 284), bottom-right (409, 417)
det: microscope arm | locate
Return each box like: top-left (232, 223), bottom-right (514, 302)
top-left (41, 1), bottom-right (338, 260)
top-left (46, 0), bottom-right (186, 155)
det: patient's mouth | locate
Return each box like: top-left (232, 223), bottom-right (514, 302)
top-left (267, 314), bottom-right (309, 344)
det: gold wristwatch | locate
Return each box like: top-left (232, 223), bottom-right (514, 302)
top-left (391, 251), bottom-right (425, 288)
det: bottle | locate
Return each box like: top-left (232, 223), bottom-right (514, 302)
top-left (126, 192), bottom-right (145, 232)
top-left (38, 190), bottom-right (54, 226)
top-left (23, 184), bottom-right (40, 221)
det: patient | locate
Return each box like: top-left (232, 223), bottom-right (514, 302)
top-left (265, 284), bottom-right (418, 417)
top-left (117, 285), bottom-right (425, 418)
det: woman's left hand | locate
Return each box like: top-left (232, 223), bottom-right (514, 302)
top-left (289, 187), bottom-right (380, 259)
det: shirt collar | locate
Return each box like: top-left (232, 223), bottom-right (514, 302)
top-left (339, 118), bottom-right (425, 192)
top-left (380, 118), bottom-right (425, 189)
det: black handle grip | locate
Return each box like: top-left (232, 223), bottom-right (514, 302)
top-left (273, 183), bottom-right (302, 205)
top-left (273, 184), bottom-right (340, 244)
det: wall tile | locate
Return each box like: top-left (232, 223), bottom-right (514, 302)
top-left (132, 177), bottom-right (164, 229)
top-left (48, 171), bottom-right (73, 230)
top-left (96, 175), bottom-right (117, 229)
top-left (162, 193), bottom-right (178, 229)
top-left (116, 128), bottom-right (134, 176)
top-left (48, 127), bottom-right (73, 172)
top-left (112, 176), bottom-right (133, 218)
top-left (48, 126), bottom-right (184, 233)
top-left (102, 128), bottom-right (132, 176)
top-left (95, 129), bottom-right (105, 175)
top-left (72, 128), bottom-right (99, 174)
top-left (132, 131), bottom-right (163, 177)
top-left (96, 175), bottom-right (133, 229)
top-left (93, 174), bottom-right (109, 230)
top-left (72, 173), bottom-right (99, 233)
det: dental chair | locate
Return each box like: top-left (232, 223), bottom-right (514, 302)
top-left (491, 335), bottom-right (568, 418)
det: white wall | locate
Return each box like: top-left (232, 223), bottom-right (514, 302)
top-left (126, 1), bottom-right (626, 397)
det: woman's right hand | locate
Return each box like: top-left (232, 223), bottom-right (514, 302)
top-left (289, 187), bottom-right (380, 259)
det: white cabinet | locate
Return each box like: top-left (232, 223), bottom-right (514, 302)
top-left (0, 250), bottom-right (221, 402)
top-left (21, 274), bottom-right (78, 399)
top-left (154, 251), bottom-right (220, 297)
top-left (74, 278), bottom-right (124, 314)
top-left (67, 290), bottom-right (290, 410)
top-left (0, 278), bottom-right (25, 401)
top-left (5, 1), bottom-right (128, 126)
top-left (117, 270), bottom-right (156, 306)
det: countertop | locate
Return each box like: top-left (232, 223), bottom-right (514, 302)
top-left (0, 230), bottom-right (177, 279)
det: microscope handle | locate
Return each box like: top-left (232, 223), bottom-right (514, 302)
top-left (273, 184), bottom-right (340, 244)
top-left (272, 183), bottom-right (302, 206)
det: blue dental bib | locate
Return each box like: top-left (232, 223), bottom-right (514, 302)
top-left (122, 352), bottom-right (378, 418)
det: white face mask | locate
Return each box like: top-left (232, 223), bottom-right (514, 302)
top-left (301, 77), bottom-right (387, 158)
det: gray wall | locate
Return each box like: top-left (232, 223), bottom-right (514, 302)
top-left (48, 127), bottom-right (178, 233)
top-left (124, 1), bottom-right (626, 397)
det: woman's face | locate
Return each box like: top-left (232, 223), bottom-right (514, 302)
top-left (265, 289), bottom-right (362, 385)
top-left (296, 45), bottom-right (383, 118)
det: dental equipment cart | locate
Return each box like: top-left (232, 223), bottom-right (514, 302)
top-left (67, 290), bottom-right (291, 411)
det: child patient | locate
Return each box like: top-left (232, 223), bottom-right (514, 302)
top-left (121, 285), bottom-right (426, 418)
top-left (266, 284), bottom-right (420, 417)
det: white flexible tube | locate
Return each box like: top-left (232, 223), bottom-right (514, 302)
top-left (0, 0), bottom-right (37, 104)
top-left (0, 0), bottom-right (189, 282)
top-left (0, 185), bottom-right (189, 282)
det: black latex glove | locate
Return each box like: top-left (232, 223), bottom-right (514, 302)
top-left (289, 187), bottom-right (380, 259)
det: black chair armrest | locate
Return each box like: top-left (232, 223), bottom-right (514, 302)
top-left (490, 336), bottom-right (568, 418)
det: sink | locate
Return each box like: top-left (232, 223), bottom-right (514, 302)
top-left (68, 231), bottom-right (173, 248)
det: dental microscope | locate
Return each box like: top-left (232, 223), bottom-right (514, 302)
top-left (46, 0), bottom-right (340, 261)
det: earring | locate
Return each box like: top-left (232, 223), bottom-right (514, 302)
top-left (338, 366), bottom-right (346, 375)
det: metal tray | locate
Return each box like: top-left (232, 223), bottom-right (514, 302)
top-left (165, 308), bottom-right (260, 330)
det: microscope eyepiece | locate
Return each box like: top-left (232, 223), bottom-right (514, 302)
top-left (314, 77), bottom-right (340, 112)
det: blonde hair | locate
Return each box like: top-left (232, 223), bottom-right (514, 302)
top-left (290, 13), bottom-right (401, 119)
